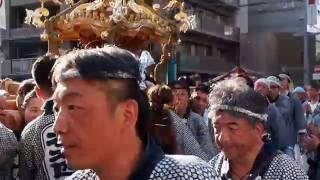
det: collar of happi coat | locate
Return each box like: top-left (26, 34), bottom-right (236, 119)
top-left (74, 137), bottom-right (165, 180)
top-left (218, 141), bottom-right (277, 180)
top-left (129, 136), bottom-right (165, 180)
top-left (42, 99), bottom-right (54, 115)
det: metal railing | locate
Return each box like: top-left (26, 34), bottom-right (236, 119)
top-left (193, 20), bottom-right (240, 42)
top-left (6, 58), bottom-right (37, 75)
top-left (178, 55), bottom-right (235, 74)
top-left (219, 0), bottom-right (239, 7)
top-left (11, 0), bottom-right (40, 7)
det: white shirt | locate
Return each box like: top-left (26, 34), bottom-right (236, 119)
top-left (309, 101), bottom-right (319, 113)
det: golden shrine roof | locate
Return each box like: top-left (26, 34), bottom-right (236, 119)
top-left (25, 0), bottom-right (197, 55)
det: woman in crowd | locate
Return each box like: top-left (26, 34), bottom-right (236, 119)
top-left (16, 79), bottom-right (35, 111)
top-left (147, 84), bottom-right (177, 154)
top-left (21, 90), bottom-right (43, 124)
top-left (0, 79), bottom-right (35, 136)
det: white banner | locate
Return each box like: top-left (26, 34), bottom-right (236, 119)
top-left (0, 0), bottom-right (6, 29)
top-left (307, 0), bottom-right (320, 33)
top-left (308, 0), bottom-right (317, 26)
top-left (41, 124), bottom-right (74, 179)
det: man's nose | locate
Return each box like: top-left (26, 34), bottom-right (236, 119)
top-left (217, 130), bottom-right (230, 145)
top-left (53, 109), bottom-right (69, 135)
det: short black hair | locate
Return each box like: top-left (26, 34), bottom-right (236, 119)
top-left (168, 80), bottom-right (190, 96)
top-left (17, 79), bottom-right (35, 97)
top-left (52, 46), bottom-right (149, 141)
top-left (52, 46), bottom-right (141, 85)
top-left (16, 79), bottom-right (35, 110)
top-left (148, 84), bottom-right (173, 111)
top-left (32, 55), bottom-right (57, 94)
top-left (22, 89), bottom-right (38, 109)
top-left (195, 83), bottom-right (210, 94)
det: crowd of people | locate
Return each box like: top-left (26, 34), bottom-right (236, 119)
top-left (0, 46), bottom-right (319, 179)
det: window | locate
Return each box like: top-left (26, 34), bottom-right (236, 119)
top-left (191, 44), bottom-right (196, 56)
top-left (180, 42), bottom-right (191, 56)
top-left (10, 41), bottom-right (47, 59)
top-left (12, 61), bottom-right (30, 74)
top-left (181, 42), bottom-right (214, 57)
top-left (212, 47), bottom-right (221, 58)
top-left (10, 4), bottom-right (60, 28)
top-left (10, 7), bottom-right (26, 28)
top-left (204, 45), bottom-right (212, 56)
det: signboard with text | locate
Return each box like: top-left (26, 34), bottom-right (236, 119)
top-left (0, 0), bottom-right (6, 29)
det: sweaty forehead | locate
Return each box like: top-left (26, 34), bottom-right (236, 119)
top-left (196, 91), bottom-right (208, 97)
top-left (213, 111), bottom-right (240, 124)
top-left (52, 80), bottom-right (87, 103)
top-left (173, 88), bottom-right (188, 93)
top-left (53, 82), bottom-right (70, 102)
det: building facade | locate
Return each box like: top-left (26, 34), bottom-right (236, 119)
top-left (0, 0), bottom-right (74, 79)
top-left (177, 0), bottom-right (240, 75)
top-left (0, 0), bottom-right (241, 79)
top-left (240, 0), bottom-right (318, 85)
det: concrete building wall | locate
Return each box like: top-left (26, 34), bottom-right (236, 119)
top-left (276, 33), bottom-right (304, 67)
top-left (248, 0), bottom-right (304, 33)
top-left (240, 33), bottom-right (279, 75)
top-left (276, 33), bottom-right (306, 86)
top-left (240, 0), bottom-right (315, 84)
top-left (240, 32), bottom-right (315, 85)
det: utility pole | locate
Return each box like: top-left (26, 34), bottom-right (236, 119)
top-left (304, 0), bottom-right (310, 86)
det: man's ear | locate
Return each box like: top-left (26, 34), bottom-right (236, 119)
top-left (116, 99), bottom-right (139, 132)
top-left (254, 123), bottom-right (265, 137)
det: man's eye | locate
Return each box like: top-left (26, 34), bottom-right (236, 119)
top-left (53, 105), bottom-right (59, 114)
top-left (31, 109), bottom-right (39, 113)
top-left (229, 126), bottom-right (238, 131)
top-left (67, 105), bottom-right (76, 111)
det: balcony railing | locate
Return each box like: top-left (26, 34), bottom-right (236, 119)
top-left (186, 0), bottom-right (239, 10)
top-left (11, 0), bottom-right (40, 7)
top-left (1, 27), bottom-right (42, 40)
top-left (178, 55), bottom-right (235, 74)
top-left (9, 28), bottom-right (42, 40)
top-left (9, 58), bottom-right (36, 75)
top-left (192, 21), bottom-right (240, 42)
top-left (218, 0), bottom-right (239, 7)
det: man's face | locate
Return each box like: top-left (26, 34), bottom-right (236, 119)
top-left (24, 97), bottom-right (44, 124)
top-left (280, 79), bottom-right (289, 91)
top-left (172, 89), bottom-right (189, 113)
top-left (254, 83), bottom-right (269, 97)
top-left (269, 85), bottom-right (280, 100)
top-left (295, 93), bottom-right (306, 102)
top-left (191, 91), bottom-right (208, 115)
top-left (213, 111), bottom-right (263, 161)
top-left (307, 88), bottom-right (318, 100)
top-left (53, 79), bottom-right (127, 170)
